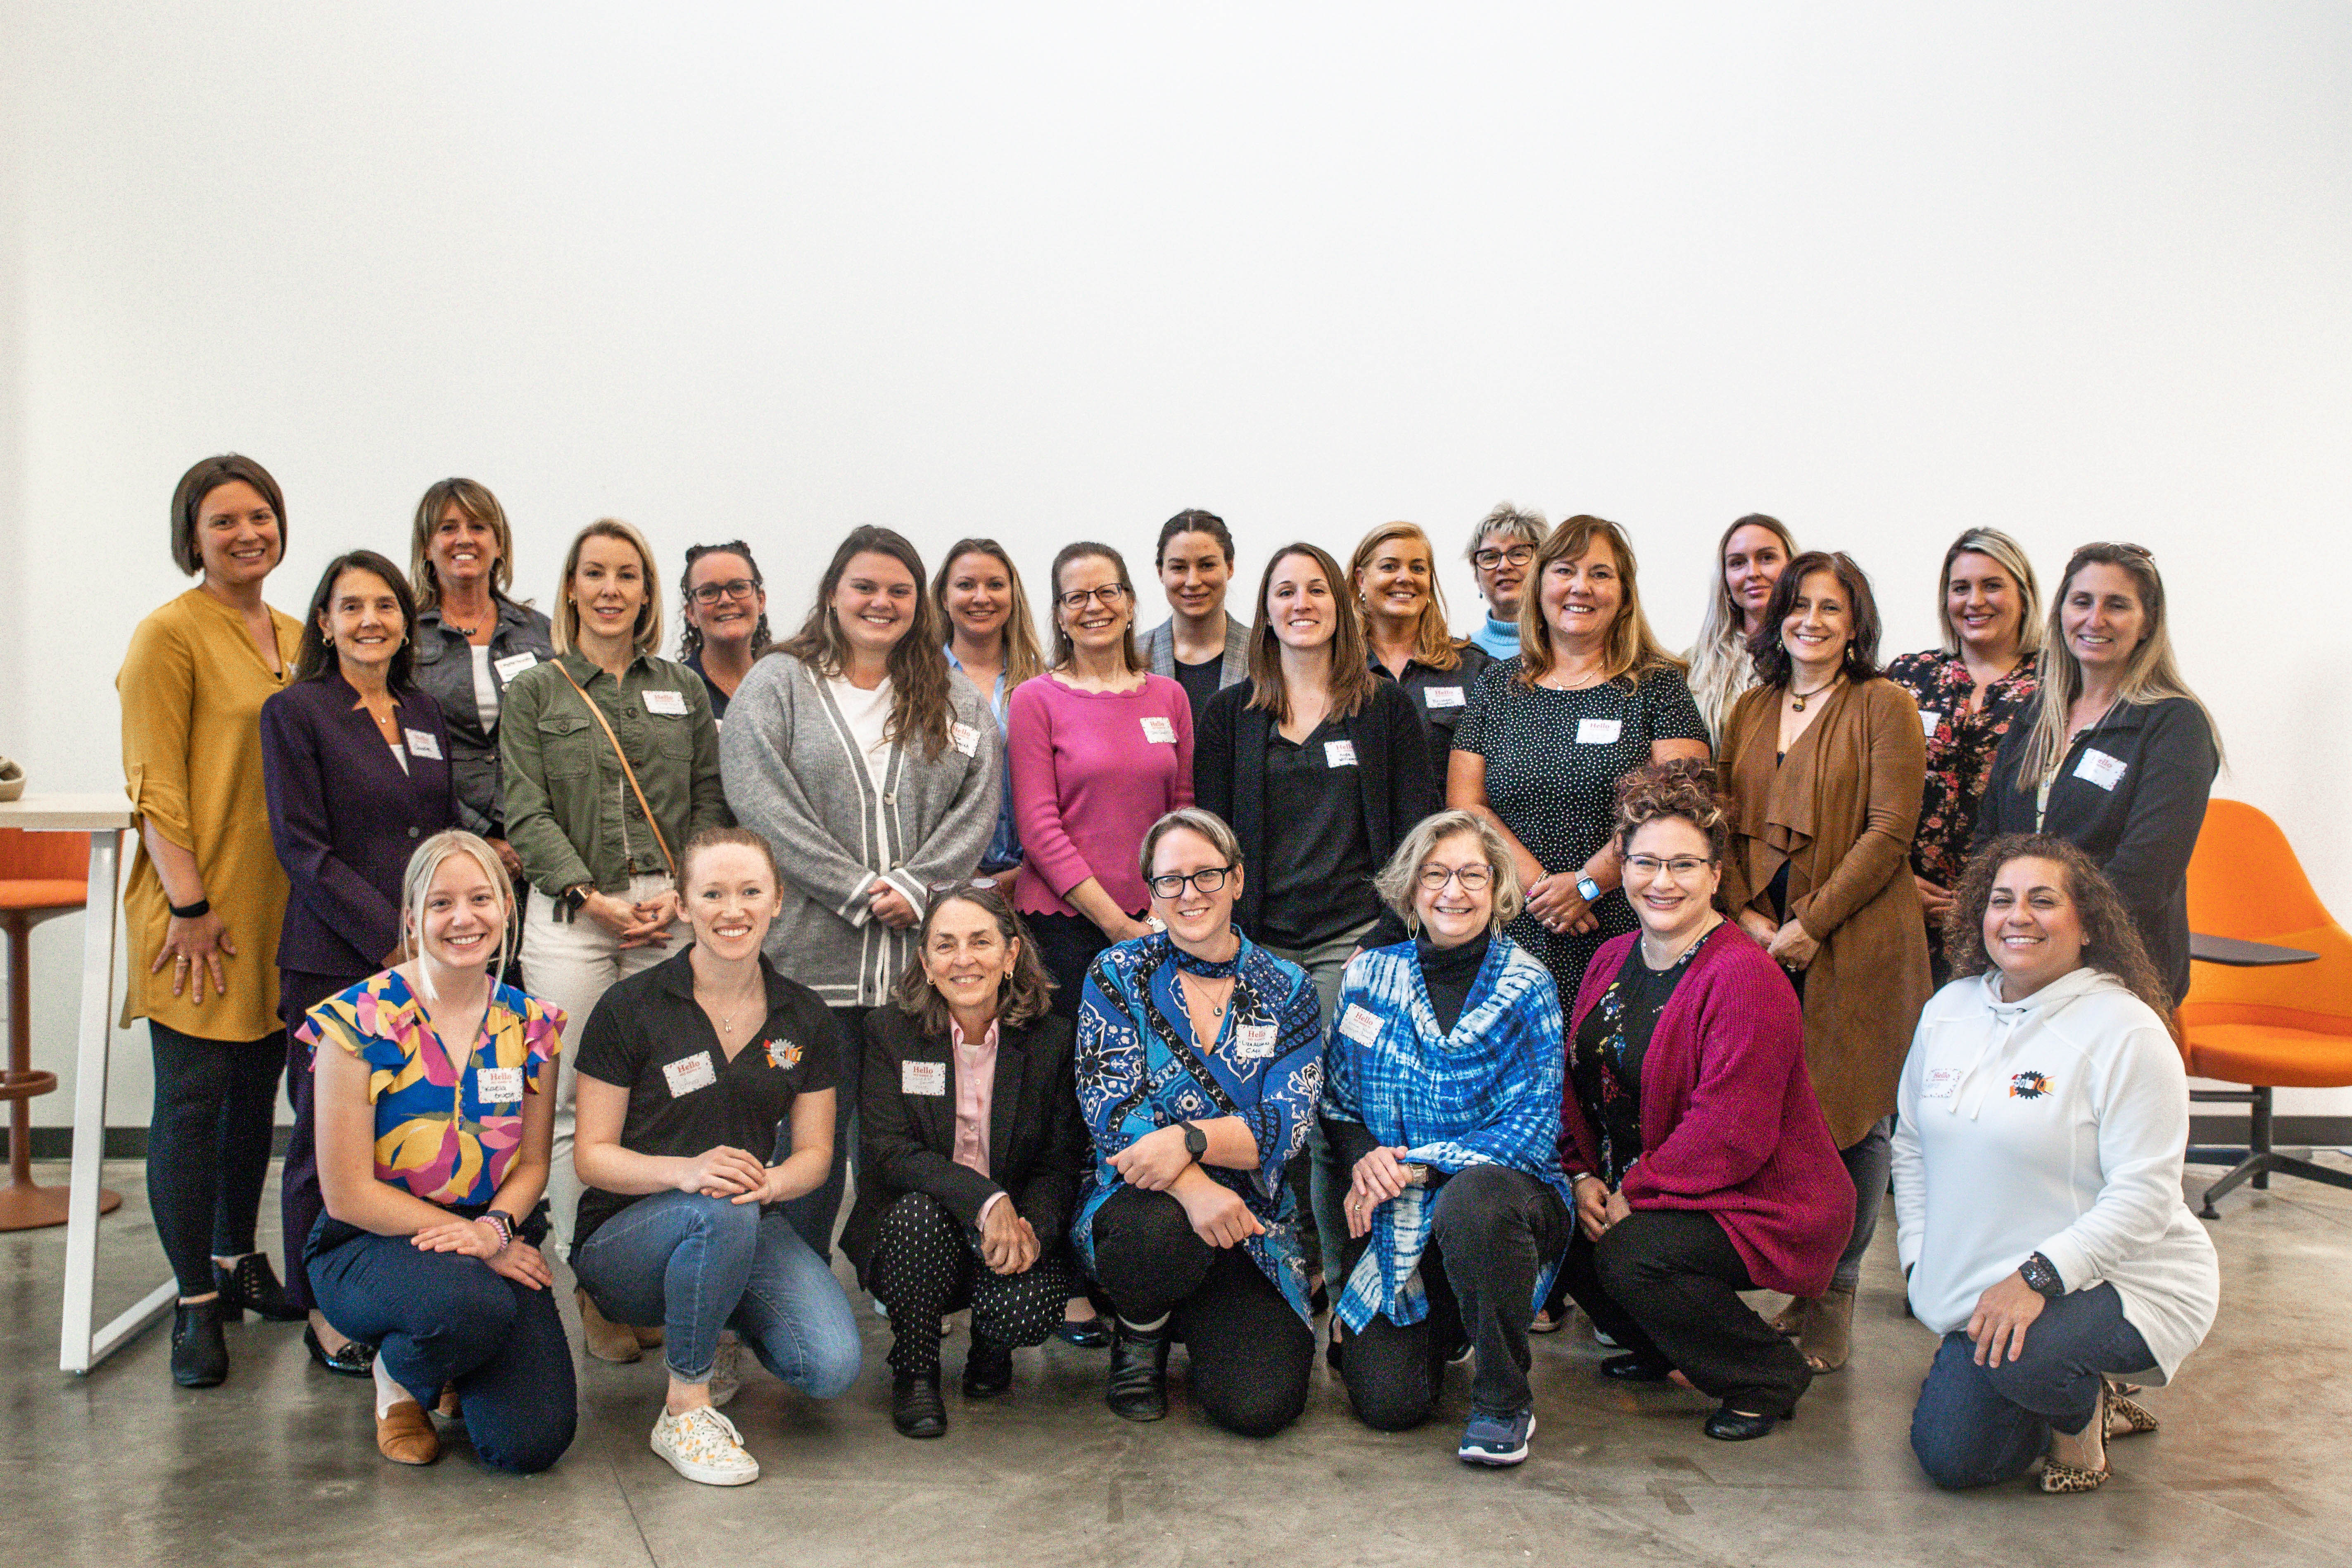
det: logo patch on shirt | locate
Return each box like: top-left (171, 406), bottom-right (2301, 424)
top-left (2009, 1070), bottom-right (2053, 1100)
top-left (765, 1036), bottom-right (802, 1071)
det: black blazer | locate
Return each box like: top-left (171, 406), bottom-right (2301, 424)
top-left (260, 671), bottom-right (460, 979)
top-left (1974, 695), bottom-right (2217, 1004)
top-left (840, 1006), bottom-right (1086, 1284)
top-left (1193, 677), bottom-right (1436, 936)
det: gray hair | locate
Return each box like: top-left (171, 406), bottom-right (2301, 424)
top-left (1137, 807), bottom-right (1244, 884)
top-left (1372, 810), bottom-right (1524, 934)
top-left (1464, 502), bottom-right (1548, 561)
top-left (398, 830), bottom-right (517, 978)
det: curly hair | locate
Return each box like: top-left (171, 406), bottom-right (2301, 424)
top-left (1611, 758), bottom-right (1732, 864)
top-left (777, 526), bottom-right (954, 761)
top-left (1942, 834), bottom-right (2171, 1015)
top-left (893, 885), bottom-right (1057, 1034)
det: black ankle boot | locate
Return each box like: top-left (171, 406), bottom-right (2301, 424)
top-left (1106, 1322), bottom-right (1170, 1422)
top-left (962, 1335), bottom-right (1014, 1399)
top-left (892, 1371), bottom-right (947, 1439)
top-left (214, 1254), bottom-right (303, 1322)
top-left (171, 1299), bottom-right (230, 1388)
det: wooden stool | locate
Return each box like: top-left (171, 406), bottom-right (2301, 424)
top-left (0, 828), bottom-right (121, 1229)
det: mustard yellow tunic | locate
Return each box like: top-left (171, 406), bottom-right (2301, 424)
top-left (119, 588), bottom-right (303, 1041)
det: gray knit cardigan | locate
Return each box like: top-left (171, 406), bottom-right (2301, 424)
top-left (720, 652), bottom-right (1002, 1007)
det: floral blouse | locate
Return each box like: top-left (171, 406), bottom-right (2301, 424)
top-left (1884, 650), bottom-right (2039, 889)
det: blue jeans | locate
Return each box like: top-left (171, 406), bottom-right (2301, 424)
top-left (571, 1190), bottom-right (862, 1396)
top-left (780, 1004), bottom-right (868, 1259)
top-left (1909, 1282), bottom-right (2157, 1489)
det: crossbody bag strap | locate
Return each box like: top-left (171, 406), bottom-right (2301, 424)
top-left (554, 662), bottom-right (677, 882)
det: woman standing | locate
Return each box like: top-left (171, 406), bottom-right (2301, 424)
top-left (1323, 811), bottom-right (1571, 1467)
top-left (1685, 514), bottom-right (1798, 745)
top-left (1461, 503), bottom-right (1547, 660)
top-left (1886, 529), bottom-right (2042, 982)
top-left (118, 454), bottom-right (304, 1388)
top-left (677, 540), bottom-right (772, 723)
top-left (721, 526), bottom-right (1001, 1260)
top-left (1142, 510), bottom-right (1251, 732)
top-left (1974, 544), bottom-right (2219, 1005)
top-left (571, 827), bottom-right (861, 1487)
top-left (501, 518), bottom-right (728, 1349)
top-left (263, 551), bottom-right (457, 1376)
top-left (1073, 810), bottom-right (1323, 1437)
top-left (1352, 521), bottom-right (1491, 780)
top-left (406, 478), bottom-right (554, 869)
top-left (1556, 765), bottom-right (1851, 1442)
top-left (935, 538), bottom-right (1046, 895)
top-left (1717, 551), bottom-right (1930, 1374)
top-left (1008, 542), bottom-right (1194, 1017)
top-left (1449, 516), bottom-right (1711, 1008)
top-left (1898, 838), bottom-right (2219, 1492)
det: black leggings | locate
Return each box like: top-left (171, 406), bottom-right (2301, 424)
top-left (1026, 911), bottom-right (1124, 1024)
top-left (1090, 1186), bottom-right (1315, 1438)
top-left (866, 1192), bottom-right (1080, 1377)
top-left (146, 1022), bottom-right (284, 1298)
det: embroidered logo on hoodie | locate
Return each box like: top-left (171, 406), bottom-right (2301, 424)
top-left (2009, 1071), bottom-right (2053, 1100)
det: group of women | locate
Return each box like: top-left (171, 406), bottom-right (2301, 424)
top-left (116, 457), bottom-right (2220, 1495)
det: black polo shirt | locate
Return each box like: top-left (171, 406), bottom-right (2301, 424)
top-left (1372, 643), bottom-right (1492, 780)
top-left (572, 945), bottom-right (842, 1248)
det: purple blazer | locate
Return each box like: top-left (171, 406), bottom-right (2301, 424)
top-left (260, 670), bottom-right (459, 980)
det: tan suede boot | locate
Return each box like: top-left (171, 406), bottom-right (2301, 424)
top-left (1798, 1284), bottom-right (1855, 1372)
top-left (577, 1286), bottom-right (643, 1364)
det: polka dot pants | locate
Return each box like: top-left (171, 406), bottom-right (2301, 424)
top-left (867, 1191), bottom-right (1078, 1377)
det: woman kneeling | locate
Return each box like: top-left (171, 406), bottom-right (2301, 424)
top-left (570, 827), bottom-right (862, 1486)
top-left (1557, 763), bottom-right (1854, 1441)
top-left (1323, 809), bottom-right (1575, 1468)
top-left (306, 831), bottom-right (576, 1473)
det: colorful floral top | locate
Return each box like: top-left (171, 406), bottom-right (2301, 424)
top-left (1568, 932), bottom-right (1706, 1187)
top-left (300, 969), bottom-right (565, 1209)
top-left (1884, 650), bottom-right (2039, 889)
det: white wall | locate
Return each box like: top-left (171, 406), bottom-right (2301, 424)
top-left (3, 2), bottom-right (2348, 1126)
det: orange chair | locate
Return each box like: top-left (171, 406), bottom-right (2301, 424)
top-left (0, 828), bottom-right (119, 1228)
top-left (2179, 799), bottom-right (2352, 1218)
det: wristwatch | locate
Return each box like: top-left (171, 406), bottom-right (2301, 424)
top-left (2018, 1250), bottom-right (2065, 1298)
top-left (1575, 875), bottom-right (1603, 904)
top-left (1181, 1122), bottom-right (1207, 1162)
top-left (562, 884), bottom-right (591, 915)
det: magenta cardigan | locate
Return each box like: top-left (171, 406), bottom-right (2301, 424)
top-left (1007, 674), bottom-right (1195, 920)
top-left (1560, 922), bottom-right (1855, 1297)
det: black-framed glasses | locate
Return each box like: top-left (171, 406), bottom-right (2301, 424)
top-left (1624, 854), bottom-right (1713, 880)
top-left (689, 577), bottom-right (760, 605)
top-left (1471, 544), bottom-right (1535, 570)
top-left (1416, 864), bottom-right (1493, 892)
top-left (1057, 584), bottom-right (1130, 612)
top-left (1147, 865), bottom-right (1233, 899)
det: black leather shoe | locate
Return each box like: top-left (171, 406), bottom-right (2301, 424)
top-left (1055, 1314), bottom-right (1112, 1349)
top-left (1601, 1352), bottom-right (1673, 1383)
top-left (305, 1323), bottom-right (376, 1378)
top-left (962, 1336), bottom-right (1014, 1399)
top-left (1106, 1323), bottom-right (1170, 1422)
top-left (171, 1300), bottom-right (229, 1388)
top-left (1703, 1405), bottom-right (1781, 1442)
top-left (214, 1254), bottom-right (303, 1322)
top-left (892, 1372), bottom-right (947, 1439)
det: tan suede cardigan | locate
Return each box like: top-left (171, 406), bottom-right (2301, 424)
top-left (1718, 677), bottom-right (1931, 1147)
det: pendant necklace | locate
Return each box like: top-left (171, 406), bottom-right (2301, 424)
top-left (1789, 674), bottom-right (1840, 712)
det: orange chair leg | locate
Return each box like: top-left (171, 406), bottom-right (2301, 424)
top-left (0, 910), bottom-right (119, 1230)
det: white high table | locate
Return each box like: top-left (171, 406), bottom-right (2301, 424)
top-left (0, 793), bottom-right (176, 1373)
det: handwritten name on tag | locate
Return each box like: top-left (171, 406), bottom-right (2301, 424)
top-left (1575, 717), bottom-right (1622, 745)
top-left (1338, 1004), bottom-right (1383, 1046)
top-left (903, 1060), bottom-right (948, 1096)
top-left (403, 728), bottom-right (443, 760)
top-left (950, 721), bottom-right (981, 757)
top-left (2074, 749), bottom-right (2127, 791)
top-left (1235, 1023), bottom-right (1278, 1060)
top-left (643, 689), bottom-right (689, 716)
top-left (1141, 715), bottom-right (1178, 745)
top-left (1324, 739), bottom-right (1358, 768)
top-left (1423, 686), bottom-right (1465, 709)
top-left (475, 1065), bottom-right (525, 1103)
top-left (663, 1051), bottom-right (717, 1098)
top-left (493, 651), bottom-right (539, 684)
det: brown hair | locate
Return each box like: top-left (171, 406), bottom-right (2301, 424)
top-left (933, 538), bottom-right (1045, 691)
top-left (677, 541), bottom-right (774, 662)
top-left (1244, 543), bottom-right (1377, 726)
top-left (1942, 834), bottom-right (2171, 1017)
top-left (1612, 758), bottom-right (1733, 865)
top-left (678, 825), bottom-right (783, 891)
top-left (2014, 543), bottom-right (2220, 784)
top-left (551, 518), bottom-right (664, 656)
top-left (294, 551), bottom-right (421, 692)
top-left (893, 885), bottom-right (1056, 1034)
top-left (1516, 515), bottom-right (1683, 689)
top-left (1350, 521), bottom-right (1464, 672)
top-left (1749, 550), bottom-right (1883, 689)
top-left (1046, 542), bottom-right (1143, 674)
top-left (170, 454), bottom-right (286, 577)
top-left (409, 478), bottom-right (516, 610)
top-left (1155, 509), bottom-right (1235, 568)
top-left (777, 526), bottom-right (955, 761)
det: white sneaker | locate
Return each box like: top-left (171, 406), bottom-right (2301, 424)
top-left (709, 1333), bottom-right (743, 1409)
top-left (650, 1405), bottom-right (760, 1486)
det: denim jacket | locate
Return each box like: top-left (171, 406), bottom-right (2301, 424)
top-left (410, 597), bottom-right (554, 837)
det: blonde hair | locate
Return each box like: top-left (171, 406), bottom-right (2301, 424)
top-left (1137, 807), bottom-right (1244, 884)
top-left (2016, 543), bottom-right (2220, 783)
top-left (1517, 516), bottom-right (1683, 689)
top-left (551, 518), bottom-right (663, 656)
top-left (934, 538), bottom-right (1046, 691)
top-left (1935, 527), bottom-right (2045, 660)
top-left (1687, 514), bottom-right (1796, 741)
top-left (1372, 810), bottom-right (1525, 935)
top-left (398, 831), bottom-right (517, 979)
top-left (409, 478), bottom-right (517, 611)
top-left (1350, 522), bottom-right (1465, 672)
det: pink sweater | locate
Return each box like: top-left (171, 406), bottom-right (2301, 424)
top-left (1561, 922), bottom-right (1855, 1297)
top-left (1008, 674), bottom-right (1195, 919)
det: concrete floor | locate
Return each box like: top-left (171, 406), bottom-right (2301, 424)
top-left (3, 1156), bottom-right (2348, 1568)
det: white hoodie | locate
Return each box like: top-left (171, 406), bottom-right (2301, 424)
top-left (1892, 967), bottom-right (2219, 1382)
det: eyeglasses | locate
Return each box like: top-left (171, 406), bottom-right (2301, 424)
top-left (1471, 545), bottom-right (1535, 570)
top-left (1624, 855), bottom-right (1714, 880)
top-left (1057, 584), bottom-right (1130, 611)
top-left (1416, 864), bottom-right (1493, 892)
top-left (689, 578), bottom-right (760, 604)
top-left (1147, 865), bottom-right (1233, 899)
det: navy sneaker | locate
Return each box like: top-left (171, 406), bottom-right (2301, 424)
top-left (1458, 1405), bottom-right (1535, 1466)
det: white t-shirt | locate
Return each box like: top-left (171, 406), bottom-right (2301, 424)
top-left (827, 675), bottom-right (895, 789)
top-left (469, 644), bottom-right (500, 725)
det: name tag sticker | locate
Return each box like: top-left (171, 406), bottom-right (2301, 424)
top-left (950, 721), bottom-right (981, 757)
top-left (2074, 748), bottom-right (2128, 791)
top-left (1575, 717), bottom-right (1623, 745)
top-left (1919, 710), bottom-right (1941, 738)
top-left (1323, 739), bottom-right (1359, 768)
top-left (1921, 1066), bottom-right (1964, 1102)
top-left (643, 689), bottom-right (689, 717)
top-left (403, 728), bottom-right (443, 760)
top-left (1338, 1003), bottom-right (1383, 1046)
top-left (493, 651), bottom-right (539, 684)
top-left (1235, 1022), bottom-right (1278, 1060)
top-left (1141, 715), bottom-right (1178, 745)
top-left (475, 1065), bottom-right (525, 1103)
top-left (1423, 686), bottom-right (1466, 709)
top-left (903, 1060), bottom-right (948, 1096)
top-left (663, 1051), bottom-right (718, 1098)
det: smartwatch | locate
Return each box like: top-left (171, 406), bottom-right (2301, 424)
top-left (1575, 875), bottom-right (1603, 904)
top-left (2018, 1251), bottom-right (2065, 1298)
top-left (1181, 1122), bottom-right (1207, 1162)
top-left (562, 884), bottom-right (591, 915)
